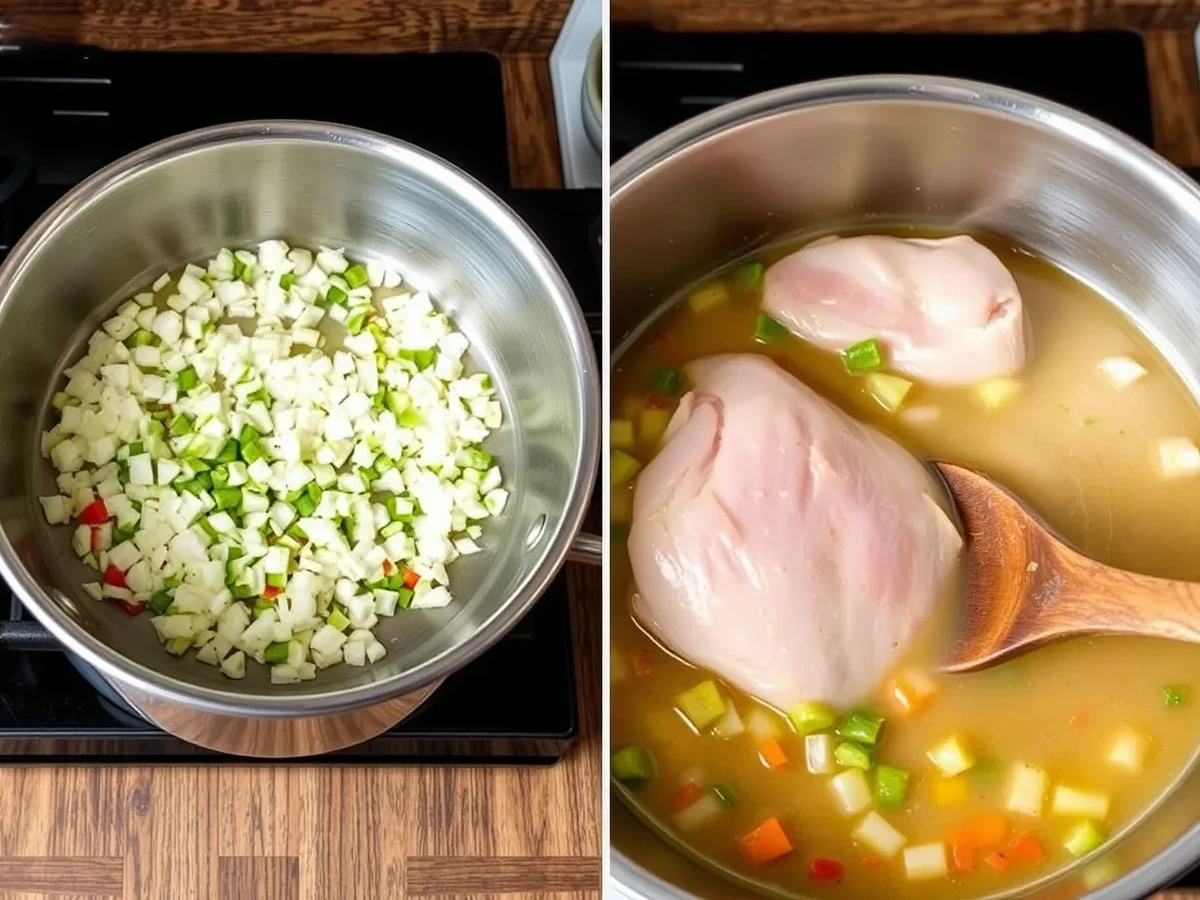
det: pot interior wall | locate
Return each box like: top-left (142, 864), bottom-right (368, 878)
top-left (0, 124), bottom-right (593, 708)
top-left (610, 81), bottom-right (1200, 899)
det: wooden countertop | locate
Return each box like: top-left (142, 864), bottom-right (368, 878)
top-left (0, 6), bottom-right (598, 899)
top-left (0, 562), bottom-right (600, 900)
top-left (611, 0), bottom-right (1200, 170)
top-left (1, 0), bottom-right (580, 190)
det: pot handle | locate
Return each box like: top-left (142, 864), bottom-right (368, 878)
top-left (567, 531), bottom-right (603, 566)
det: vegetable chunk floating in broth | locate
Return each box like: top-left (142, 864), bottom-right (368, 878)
top-left (610, 230), bottom-right (1200, 899)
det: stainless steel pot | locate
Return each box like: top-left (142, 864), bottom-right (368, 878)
top-left (611, 76), bottom-right (1200, 900)
top-left (0, 120), bottom-right (600, 757)
top-left (582, 33), bottom-right (603, 155)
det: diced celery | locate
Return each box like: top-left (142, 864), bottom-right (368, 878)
top-left (1063, 821), bottom-right (1106, 857)
top-left (753, 313), bottom-right (787, 343)
top-left (612, 745), bottom-right (655, 784)
top-left (874, 765), bottom-right (910, 807)
top-left (639, 408), bottom-right (672, 446)
top-left (611, 450), bottom-right (642, 485)
top-left (836, 709), bottom-right (885, 746)
top-left (788, 700), bottom-right (836, 735)
top-left (675, 680), bottom-right (726, 730)
top-left (611, 419), bottom-right (636, 449)
top-left (864, 373), bottom-right (913, 412)
top-left (688, 282), bottom-right (730, 313)
top-left (734, 261), bottom-right (764, 291)
top-left (835, 741), bottom-right (874, 770)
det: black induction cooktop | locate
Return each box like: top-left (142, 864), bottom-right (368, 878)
top-left (613, 25), bottom-right (1200, 896)
top-left (0, 47), bottom-right (599, 764)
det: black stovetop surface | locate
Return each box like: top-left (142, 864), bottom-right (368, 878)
top-left (0, 48), bottom-right (599, 764)
top-left (613, 25), bottom-right (1200, 894)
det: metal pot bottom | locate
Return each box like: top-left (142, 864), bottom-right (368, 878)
top-left (65, 650), bottom-right (442, 757)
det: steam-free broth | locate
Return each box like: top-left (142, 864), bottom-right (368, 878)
top-left (610, 232), bottom-right (1200, 898)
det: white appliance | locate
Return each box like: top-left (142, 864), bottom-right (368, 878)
top-left (550, 0), bottom-right (602, 188)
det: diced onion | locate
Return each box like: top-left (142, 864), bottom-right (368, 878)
top-left (829, 769), bottom-right (872, 817)
top-left (1007, 761), bottom-right (1048, 818)
top-left (1155, 437), bottom-right (1200, 479)
top-left (1097, 355), bottom-right (1147, 389)
top-left (904, 842), bottom-right (948, 880)
top-left (1051, 785), bottom-right (1110, 820)
top-left (38, 242), bottom-right (504, 682)
top-left (853, 811), bottom-right (907, 858)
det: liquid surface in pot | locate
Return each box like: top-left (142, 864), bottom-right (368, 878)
top-left (610, 230), bottom-right (1200, 899)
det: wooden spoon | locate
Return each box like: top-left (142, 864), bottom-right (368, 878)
top-left (934, 461), bottom-right (1200, 672)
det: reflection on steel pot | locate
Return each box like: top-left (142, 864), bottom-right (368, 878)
top-left (0, 121), bottom-right (600, 758)
top-left (610, 76), bottom-right (1200, 899)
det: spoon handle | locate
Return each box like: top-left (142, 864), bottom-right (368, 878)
top-left (1055, 550), bottom-right (1200, 642)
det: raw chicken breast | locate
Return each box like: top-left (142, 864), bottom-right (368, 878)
top-left (762, 234), bottom-right (1026, 385)
top-left (628, 354), bottom-right (961, 708)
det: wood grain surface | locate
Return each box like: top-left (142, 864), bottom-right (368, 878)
top-left (1145, 30), bottom-right (1200, 168)
top-left (0, 0), bottom-right (574, 189)
top-left (0, 564), bottom-right (599, 900)
top-left (609, 0), bottom-right (1200, 32)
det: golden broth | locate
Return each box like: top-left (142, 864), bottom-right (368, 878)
top-left (610, 232), bottom-right (1200, 899)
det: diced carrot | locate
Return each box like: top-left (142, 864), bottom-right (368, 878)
top-left (954, 814), bottom-right (1008, 848)
top-left (402, 568), bottom-right (420, 590)
top-left (630, 651), bottom-right (653, 678)
top-left (382, 559), bottom-right (396, 576)
top-left (758, 738), bottom-right (789, 769)
top-left (983, 851), bottom-right (1011, 873)
top-left (861, 856), bottom-right (882, 872)
top-left (261, 585), bottom-right (282, 601)
top-left (738, 817), bottom-right (793, 866)
top-left (885, 669), bottom-right (938, 717)
top-left (673, 782), bottom-right (702, 811)
top-left (1008, 830), bottom-right (1046, 864)
top-left (949, 834), bottom-right (976, 873)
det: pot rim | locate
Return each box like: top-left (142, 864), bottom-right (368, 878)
top-left (0, 119), bottom-right (599, 718)
top-left (609, 75), bottom-right (1200, 899)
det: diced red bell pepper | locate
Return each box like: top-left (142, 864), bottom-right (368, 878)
top-left (645, 393), bottom-right (671, 409)
top-left (861, 856), bottom-right (881, 872)
top-left (115, 598), bottom-right (143, 616)
top-left (261, 585), bottom-right (283, 601)
top-left (809, 858), bottom-right (845, 882)
top-left (78, 499), bottom-right (109, 525)
top-left (382, 559), bottom-right (396, 576)
top-left (87, 525), bottom-right (110, 554)
top-left (402, 568), bottom-right (419, 590)
top-left (630, 650), bottom-right (653, 678)
top-left (103, 564), bottom-right (127, 589)
top-left (672, 782), bottom-right (702, 811)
